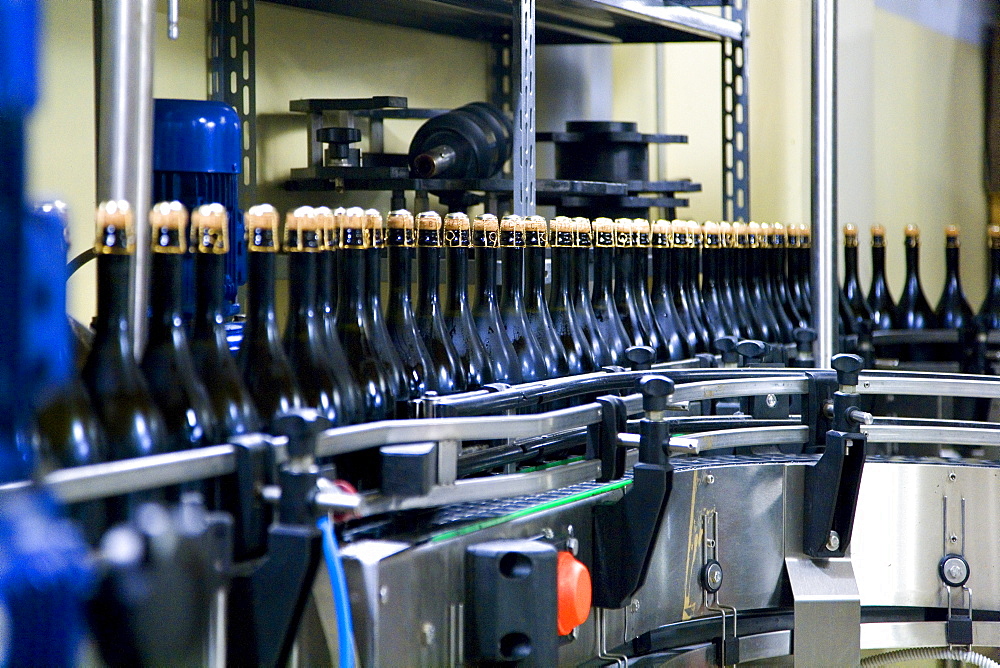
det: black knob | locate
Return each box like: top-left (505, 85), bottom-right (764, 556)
top-left (736, 340), bottom-right (766, 363)
top-left (272, 408), bottom-right (332, 459)
top-left (315, 126), bottom-right (362, 144)
top-left (793, 327), bottom-right (816, 353)
top-left (714, 336), bottom-right (739, 365)
top-left (625, 346), bottom-right (656, 371)
top-left (638, 375), bottom-right (674, 413)
top-left (831, 353), bottom-right (864, 387)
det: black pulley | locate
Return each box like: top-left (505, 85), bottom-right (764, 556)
top-left (551, 121), bottom-right (658, 183)
top-left (408, 102), bottom-right (512, 179)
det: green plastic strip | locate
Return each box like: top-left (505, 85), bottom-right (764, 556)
top-left (518, 455), bottom-right (584, 473)
top-left (428, 478), bottom-right (632, 543)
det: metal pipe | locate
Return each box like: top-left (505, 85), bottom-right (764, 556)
top-left (512, 0), bottom-right (536, 216)
top-left (811, 0), bottom-right (837, 368)
top-left (97, 0), bottom-right (155, 360)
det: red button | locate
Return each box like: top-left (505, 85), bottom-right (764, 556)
top-left (557, 551), bottom-right (592, 636)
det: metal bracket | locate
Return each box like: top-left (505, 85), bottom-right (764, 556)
top-left (218, 434), bottom-right (275, 562)
top-left (941, 495), bottom-right (974, 647)
top-left (592, 395), bottom-right (628, 482)
top-left (700, 510), bottom-right (739, 666)
top-left (802, 429), bottom-right (867, 557)
top-left (784, 555), bottom-right (860, 667)
top-left (591, 462), bottom-right (673, 609)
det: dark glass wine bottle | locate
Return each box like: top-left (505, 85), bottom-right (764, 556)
top-left (743, 222), bottom-right (781, 343)
top-left (671, 221), bottom-right (710, 352)
top-left (82, 201), bottom-right (169, 461)
top-left (523, 215), bottom-right (569, 377)
top-left (613, 218), bottom-right (654, 350)
top-left (841, 223), bottom-right (873, 334)
top-left (443, 212), bottom-right (491, 388)
top-left (978, 224), bottom-right (1000, 330)
top-left (499, 214), bottom-right (549, 382)
top-left (189, 204), bottom-right (261, 437)
top-left (336, 207), bottom-right (394, 421)
top-left (636, 219), bottom-right (682, 360)
top-left (682, 221), bottom-right (714, 351)
top-left (772, 222), bottom-right (807, 329)
top-left (935, 225), bottom-right (974, 329)
top-left (385, 209), bottom-right (435, 397)
top-left (415, 211), bottom-right (465, 393)
top-left (758, 222), bottom-right (794, 343)
top-left (314, 206), bottom-right (363, 422)
top-left (364, 208), bottom-right (411, 415)
top-left (283, 206), bottom-right (349, 425)
top-left (866, 224), bottom-right (895, 330)
top-left (894, 224), bottom-right (936, 329)
top-left (546, 217), bottom-right (592, 374)
top-left (140, 201), bottom-right (215, 451)
top-left (698, 221), bottom-right (731, 344)
top-left (649, 219), bottom-right (692, 358)
top-left (798, 224), bottom-right (814, 313)
top-left (569, 217), bottom-right (612, 367)
top-left (590, 217), bottom-right (630, 363)
top-left (717, 221), bottom-right (748, 338)
top-left (238, 204), bottom-right (303, 426)
top-left (471, 214), bottom-right (522, 384)
top-left (784, 223), bottom-right (810, 323)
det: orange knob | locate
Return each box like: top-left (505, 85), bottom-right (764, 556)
top-left (557, 551), bottom-right (592, 636)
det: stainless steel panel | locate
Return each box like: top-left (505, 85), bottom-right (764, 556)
top-left (669, 425), bottom-right (809, 453)
top-left (859, 372), bottom-right (1000, 399)
top-left (851, 460), bottom-right (1000, 609)
top-left (739, 629), bottom-right (792, 663)
top-left (860, 621), bottom-right (1000, 650)
top-left (785, 556), bottom-right (860, 667)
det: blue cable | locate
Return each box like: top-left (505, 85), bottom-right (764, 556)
top-left (319, 515), bottom-right (356, 668)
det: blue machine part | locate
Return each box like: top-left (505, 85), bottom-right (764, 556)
top-left (153, 99), bottom-right (246, 317)
top-left (0, 490), bottom-right (97, 667)
top-left (0, 0), bottom-right (38, 113)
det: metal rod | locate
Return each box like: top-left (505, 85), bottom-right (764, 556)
top-left (512, 0), bottom-right (536, 216)
top-left (97, 0), bottom-right (156, 360)
top-left (811, 0), bottom-right (837, 368)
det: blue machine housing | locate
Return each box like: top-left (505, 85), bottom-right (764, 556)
top-left (153, 99), bottom-right (246, 317)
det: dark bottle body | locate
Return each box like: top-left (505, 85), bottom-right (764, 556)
top-left (523, 217), bottom-right (570, 377)
top-left (742, 222), bottom-right (781, 343)
top-left (471, 216), bottom-right (522, 384)
top-left (546, 219), bottom-right (593, 374)
top-left (569, 219), bottom-right (611, 367)
top-left (678, 222), bottom-right (712, 352)
top-left (757, 223), bottom-right (794, 343)
top-left (649, 221), bottom-right (691, 359)
top-left (385, 211), bottom-right (435, 398)
top-left (415, 212), bottom-right (466, 393)
top-left (283, 207), bottom-right (345, 425)
top-left (935, 226), bottom-right (974, 330)
top-left (842, 224), bottom-right (873, 333)
top-left (894, 227), bottom-right (936, 330)
top-left (979, 225), bottom-right (1000, 329)
top-left (660, 222), bottom-right (701, 353)
top-left (189, 206), bottom-right (261, 438)
top-left (866, 227), bottom-right (896, 330)
top-left (239, 214), bottom-right (302, 426)
top-left (613, 220), bottom-right (654, 350)
top-left (336, 210), bottom-right (394, 421)
top-left (499, 217), bottom-right (549, 382)
top-left (365, 210), bottom-right (411, 415)
top-left (717, 222), bottom-right (749, 339)
top-left (443, 213), bottom-right (491, 388)
top-left (141, 206), bottom-right (215, 451)
top-left (633, 220), bottom-right (682, 361)
top-left (590, 219), bottom-right (630, 364)
top-left (695, 222), bottom-right (729, 347)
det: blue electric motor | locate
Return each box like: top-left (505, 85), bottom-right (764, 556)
top-left (152, 99), bottom-right (246, 319)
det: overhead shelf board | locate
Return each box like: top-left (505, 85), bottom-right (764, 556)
top-left (265, 0), bottom-right (743, 44)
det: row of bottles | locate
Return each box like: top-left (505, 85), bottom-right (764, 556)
top-left (35, 203), bottom-right (822, 494)
top-left (841, 223), bottom-right (998, 336)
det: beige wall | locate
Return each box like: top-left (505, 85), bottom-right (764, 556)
top-left (29, 1), bottom-right (989, 324)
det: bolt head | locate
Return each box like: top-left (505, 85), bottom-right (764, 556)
top-left (422, 622), bottom-right (435, 646)
top-left (379, 585), bottom-right (389, 604)
top-left (766, 393), bottom-right (778, 408)
top-left (705, 474), bottom-right (715, 485)
top-left (826, 530), bottom-right (841, 552)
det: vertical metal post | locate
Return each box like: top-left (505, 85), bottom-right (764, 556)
top-left (812, 0), bottom-right (838, 367)
top-left (97, 0), bottom-right (156, 360)
top-left (209, 0), bottom-right (257, 206)
top-left (722, 0), bottom-right (749, 222)
top-left (511, 0), bottom-right (536, 217)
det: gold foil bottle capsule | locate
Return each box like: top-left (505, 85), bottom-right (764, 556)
top-left (719, 221), bottom-right (735, 248)
top-left (444, 211), bottom-right (471, 247)
top-left (473, 213), bottom-right (500, 248)
top-left (574, 217), bottom-right (593, 247)
top-left (592, 217), bottom-right (615, 247)
top-left (416, 210), bottom-right (443, 247)
top-left (843, 222), bottom-right (859, 248)
top-left (758, 222), bottom-right (772, 249)
top-left (732, 221), bottom-right (748, 248)
top-left (633, 218), bottom-right (651, 246)
top-left (150, 200), bottom-right (188, 254)
top-left (285, 206), bottom-right (322, 252)
top-left (500, 214), bottom-right (525, 247)
top-left (192, 203), bottom-right (229, 254)
top-left (799, 223), bottom-right (812, 248)
top-left (95, 200), bottom-right (135, 254)
top-left (904, 223), bottom-right (920, 247)
top-left (550, 216), bottom-right (575, 247)
top-left (341, 206), bottom-right (369, 248)
top-left (614, 217), bottom-right (634, 247)
top-left (989, 224), bottom-right (1000, 250)
top-left (314, 206), bottom-right (336, 250)
top-left (387, 209), bottom-right (415, 247)
top-left (702, 220), bottom-right (721, 248)
top-left (245, 204), bottom-right (281, 252)
top-left (687, 220), bottom-right (702, 248)
top-left (524, 214), bottom-right (547, 248)
top-left (366, 208), bottom-right (385, 248)
top-left (945, 224), bottom-right (960, 248)
top-left (746, 221), bottom-right (761, 248)
top-left (772, 221), bottom-right (787, 247)
top-left (651, 219), bottom-right (671, 248)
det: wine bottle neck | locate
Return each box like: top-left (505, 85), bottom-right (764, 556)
top-left (337, 248), bottom-right (368, 317)
top-left (246, 252), bottom-right (278, 328)
top-left (501, 247), bottom-right (525, 301)
top-left (476, 247), bottom-right (498, 301)
top-left (550, 248), bottom-right (572, 295)
top-left (446, 246), bottom-right (470, 310)
top-left (95, 254), bottom-right (133, 341)
top-left (194, 253), bottom-right (226, 333)
top-left (366, 247), bottom-right (383, 306)
top-left (904, 243), bottom-right (921, 281)
top-left (945, 245), bottom-right (960, 280)
top-left (148, 253), bottom-right (184, 335)
top-left (524, 246), bottom-right (546, 302)
top-left (592, 247), bottom-right (614, 298)
top-left (388, 245), bottom-right (413, 304)
top-left (288, 252), bottom-right (318, 319)
top-left (417, 246), bottom-right (442, 306)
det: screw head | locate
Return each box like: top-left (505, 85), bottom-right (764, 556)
top-left (939, 555), bottom-right (970, 587)
top-left (949, 471), bottom-right (957, 482)
top-left (826, 530), bottom-right (841, 552)
top-left (702, 560), bottom-right (724, 593)
top-left (379, 585), bottom-right (389, 604)
top-left (705, 474), bottom-right (715, 485)
top-left (766, 394), bottom-right (778, 408)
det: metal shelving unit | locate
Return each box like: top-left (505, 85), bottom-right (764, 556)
top-left (206, 0), bottom-right (749, 220)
